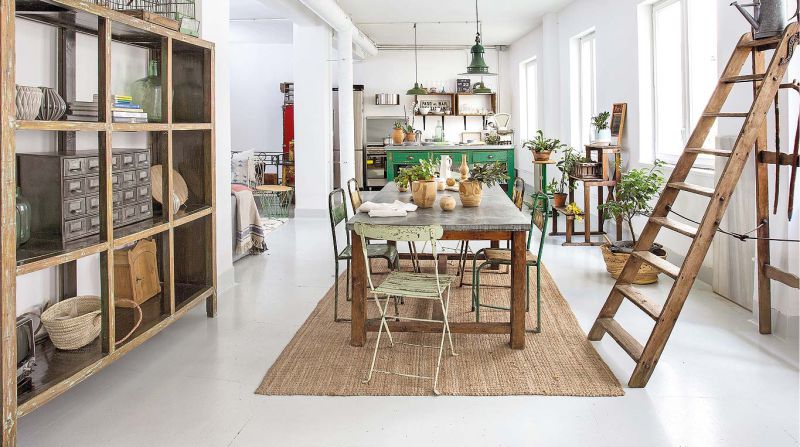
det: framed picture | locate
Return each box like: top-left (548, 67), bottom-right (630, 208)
top-left (610, 103), bottom-right (627, 146)
top-left (457, 78), bottom-right (471, 93)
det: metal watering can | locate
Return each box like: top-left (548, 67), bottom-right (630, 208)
top-left (730, 0), bottom-right (788, 39)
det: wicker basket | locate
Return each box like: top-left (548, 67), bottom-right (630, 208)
top-left (571, 162), bottom-right (601, 179)
top-left (41, 296), bottom-right (102, 350)
top-left (600, 244), bottom-right (665, 285)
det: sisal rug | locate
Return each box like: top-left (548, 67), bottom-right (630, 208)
top-left (256, 260), bottom-right (623, 397)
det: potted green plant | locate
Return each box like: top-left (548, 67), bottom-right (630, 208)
top-left (407, 157), bottom-right (438, 208)
top-left (523, 130), bottom-right (566, 162)
top-left (459, 162), bottom-right (509, 207)
top-left (546, 146), bottom-right (581, 207)
top-left (392, 121), bottom-right (405, 145)
top-left (395, 167), bottom-right (412, 192)
top-left (591, 111), bottom-right (611, 145)
top-left (404, 123), bottom-right (416, 142)
top-left (599, 160), bottom-right (668, 284)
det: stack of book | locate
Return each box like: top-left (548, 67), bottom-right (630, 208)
top-left (65, 95), bottom-right (149, 123)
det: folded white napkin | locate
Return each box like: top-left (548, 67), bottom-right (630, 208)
top-left (358, 200), bottom-right (417, 213)
top-left (368, 209), bottom-right (408, 218)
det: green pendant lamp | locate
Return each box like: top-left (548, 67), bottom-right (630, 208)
top-left (460, 0), bottom-right (497, 76)
top-left (407, 23), bottom-right (427, 95)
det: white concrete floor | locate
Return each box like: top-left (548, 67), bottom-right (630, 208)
top-left (18, 216), bottom-right (799, 446)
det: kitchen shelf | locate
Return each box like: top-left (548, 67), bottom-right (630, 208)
top-left (2, 1), bottom-right (217, 440)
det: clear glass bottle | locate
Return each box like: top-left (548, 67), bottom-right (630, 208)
top-left (16, 187), bottom-right (31, 247)
top-left (435, 122), bottom-right (444, 142)
top-left (131, 60), bottom-right (162, 123)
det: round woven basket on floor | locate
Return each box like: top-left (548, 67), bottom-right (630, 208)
top-left (41, 295), bottom-right (102, 350)
top-left (600, 244), bottom-right (664, 285)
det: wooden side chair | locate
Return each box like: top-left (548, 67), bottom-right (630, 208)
top-left (329, 188), bottom-right (399, 322)
top-left (457, 177), bottom-right (526, 286)
top-left (347, 177), bottom-right (419, 272)
top-left (471, 192), bottom-right (549, 333)
top-left (356, 223), bottom-right (457, 395)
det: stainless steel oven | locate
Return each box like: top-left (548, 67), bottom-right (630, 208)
top-left (365, 146), bottom-right (388, 190)
top-left (363, 116), bottom-right (403, 190)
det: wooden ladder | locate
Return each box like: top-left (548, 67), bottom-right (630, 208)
top-left (588, 22), bottom-right (800, 388)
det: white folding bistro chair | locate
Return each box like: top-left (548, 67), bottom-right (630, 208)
top-left (355, 223), bottom-right (458, 395)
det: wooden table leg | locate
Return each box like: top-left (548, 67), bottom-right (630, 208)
top-left (510, 230), bottom-right (526, 349)
top-left (584, 184), bottom-right (591, 243)
top-left (351, 230), bottom-right (366, 347)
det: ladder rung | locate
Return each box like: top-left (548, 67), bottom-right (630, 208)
top-left (632, 251), bottom-right (680, 279)
top-left (668, 181), bottom-right (715, 197)
top-left (596, 318), bottom-right (644, 361)
top-left (649, 216), bottom-right (698, 238)
top-left (686, 148), bottom-right (732, 157)
top-left (738, 36), bottom-right (782, 48)
top-left (615, 284), bottom-right (664, 320)
top-left (721, 74), bottom-right (767, 83)
top-left (702, 112), bottom-right (749, 118)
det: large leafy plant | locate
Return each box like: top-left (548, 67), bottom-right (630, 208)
top-left (591, 111), bottom-right (610, 130)
top-left (467, 162), bottom-right (509, 187)
top-left (523, 130), bottom-right (567, 153)
top-left (405, 157), bottom-right (437, 182)
top-left (551, 146), bottom-right (582, 194)
top-left (600, 160), bottom-right (666, 243)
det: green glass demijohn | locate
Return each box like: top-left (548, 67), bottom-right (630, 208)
top-left (16, 187), bottom-right (31, 247)
top-left (131, 60), bottom-right (162, 122)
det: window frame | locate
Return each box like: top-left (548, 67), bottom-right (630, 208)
top-left (577, 31), bottom-right (597, 147)
top-left (519, 56), bottom-right (538, 140)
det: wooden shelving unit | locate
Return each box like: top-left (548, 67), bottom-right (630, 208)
top-left (1, 1), bottom-right (216, 443)
top-left (413, 92), bottom-right (497, 130)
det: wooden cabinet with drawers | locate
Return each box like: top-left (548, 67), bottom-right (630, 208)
top-left (17, 149), bottom-right (154, 243)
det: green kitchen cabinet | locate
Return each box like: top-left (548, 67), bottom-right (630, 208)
top-left (386, 146), bottom-right (515, 198)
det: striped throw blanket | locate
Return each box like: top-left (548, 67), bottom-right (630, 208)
top-left (233, 187), bottom-right (267, 255)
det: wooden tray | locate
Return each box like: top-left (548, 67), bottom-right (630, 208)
top-left (122, 10), bottom-right (180, 31)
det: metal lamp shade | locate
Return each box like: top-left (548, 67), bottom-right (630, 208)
top-left (472, 81), bottom-right (492, 94)
top-left (407, 82), bottom-right (427, 95)
top-left (460, 39), bottom-right (497, 76)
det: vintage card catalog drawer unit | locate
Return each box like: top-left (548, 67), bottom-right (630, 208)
top-left (17, 149), bottom-right (154, 243)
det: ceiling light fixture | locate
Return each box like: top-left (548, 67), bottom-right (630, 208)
top-left (460, 0), bottom-right (496, 76)
top-left (406, 23), bottom-right (427, 95)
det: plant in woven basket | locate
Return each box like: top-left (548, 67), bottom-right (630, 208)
top-left (600, 160), bottom-right (667, 252)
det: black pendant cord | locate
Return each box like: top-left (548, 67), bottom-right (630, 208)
top-left (664, 205), bottom-right (800, 243)
top-left (413, 23), bottom-right (419, 84)
top-left (475, 0), bottom-right (480, 39)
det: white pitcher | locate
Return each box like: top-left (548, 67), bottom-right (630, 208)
top-left (438, 155), bottom-right (453, 180)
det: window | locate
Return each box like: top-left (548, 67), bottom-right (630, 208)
top-left (577, 32), bottom-right (596, 146)
top-left (648, 0), bottom-right (717, 166)
top-left (520, 57), bottom-right (538, 138)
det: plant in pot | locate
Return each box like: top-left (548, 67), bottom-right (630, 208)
top-left (591, 111), bottom-right (611, 145)
top-left (547, 146), bottom-right (581, 207)
top-left (404, 123), bottom-right (416, 142)
top-left (459, 162), bottom-right (509, 207)
top-left (395, 167), bottom-right (412, 192)
top-left (391, 121), bottom-right (405, 145)
top-left (407, 158), bottom-right (438, 208)
top-left (523, 130), bottom-right (566, 162)
top-left (599, 160), bottom-right (668, 284)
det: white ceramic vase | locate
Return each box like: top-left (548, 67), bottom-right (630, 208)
top-left (15, 86), bottom-right (43, 121)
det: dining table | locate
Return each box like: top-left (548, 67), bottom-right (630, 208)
top-left (346, 182), bottom-right (532, 349)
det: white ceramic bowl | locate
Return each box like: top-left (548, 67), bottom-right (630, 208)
top-left (419, 107), bottom-right (430, 115)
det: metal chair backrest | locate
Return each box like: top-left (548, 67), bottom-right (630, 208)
top-left (528, 192), bottom-right (550, 262)
top-left (329, 188), bottom-right (350, 259)
top-left (354, 223), bottom-right (444, 292)
top-left (346, 178), bottom-right (363, 214)
top-left (512, 177), bottom-right (525, 211)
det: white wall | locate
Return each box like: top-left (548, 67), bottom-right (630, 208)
top-left (504, 0), bottom-right (799, 338)
top-left (354, 47), bottom-right (509, 142)
top-left (229, 42), bottom-right (293, 152)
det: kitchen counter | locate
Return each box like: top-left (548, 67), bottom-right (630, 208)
top-left (385, 144), bottom-right (514, 151)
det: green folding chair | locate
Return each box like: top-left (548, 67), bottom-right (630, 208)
top-left (355, 223), bottom-right (457, 395)
top-left (329, 189), bottom-right (399, 322)
top-left (471, 192), bottom-right (549, 333)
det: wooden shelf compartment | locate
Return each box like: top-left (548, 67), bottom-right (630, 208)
top-left (173, 215), bottom-right (213, 310)
top-left (174, 204), bottom-right (212, 227)
top-left (173, 40), bottom-right (212, 124)
top-left (173, 129), bottom-right (213, 210)
top-left (16, 236), bottom-right (106, 276)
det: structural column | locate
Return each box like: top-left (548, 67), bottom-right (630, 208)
top-left (336, 27), bottom-right (355, 189)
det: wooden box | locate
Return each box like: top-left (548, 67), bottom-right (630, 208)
top-left (571, 162), bottom-right (601, 179)
top-left (114, 239), bottom-right (161, 308)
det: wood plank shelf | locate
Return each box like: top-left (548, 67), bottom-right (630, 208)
top-left (3, 1), bottom-right (217, 441)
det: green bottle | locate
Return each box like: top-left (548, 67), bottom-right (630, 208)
top-left (131, 60), bottom-right (162, 122)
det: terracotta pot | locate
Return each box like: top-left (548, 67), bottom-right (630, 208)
top-left (439, 195), bottom-right (456, 211)
top-left (405, 131), bottom-right (416, 142)
top-left (411, 180), bottom-right (437, 208)
top-left (533, 150), bottom-right (552, 162)
top-left (553, 192), bottom-right (567, 208)
top-left (391, 128), bottom-right (405, 145)
top-left (459, 180), bottom-right (483, 207)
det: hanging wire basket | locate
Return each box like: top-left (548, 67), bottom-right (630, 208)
top-left (98, 0), bottom-right (200, 37)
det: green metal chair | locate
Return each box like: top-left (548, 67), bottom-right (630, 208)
top-left (457, 177), bottom-right (525, 286)
top-left (355, 223), bottom-right (457, 395)
top-left (329, 188), bottom-right (399, 322)
top-left (471, 192), bottom-right (549, 333)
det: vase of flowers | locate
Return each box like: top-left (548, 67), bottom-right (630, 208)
top-left (458, 162), bottom-right (509, 207)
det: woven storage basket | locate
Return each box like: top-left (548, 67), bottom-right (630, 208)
top-left (41, 296), bottom-right (102, 350)
top-left (600, 244), bottom-right (664, 285)
top-left (571, 162), bottom-right (601, 179)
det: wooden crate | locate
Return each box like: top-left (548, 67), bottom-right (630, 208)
top-left (571, 162), bottom-right (601, 179)
top-left (114, 239), bottom-right (161, 307)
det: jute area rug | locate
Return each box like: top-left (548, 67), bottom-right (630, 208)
top-left (257, 259), bottom-right (623, 397)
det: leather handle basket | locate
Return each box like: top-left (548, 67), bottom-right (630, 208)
top-left (41, 295), bottom-right (143, 350)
